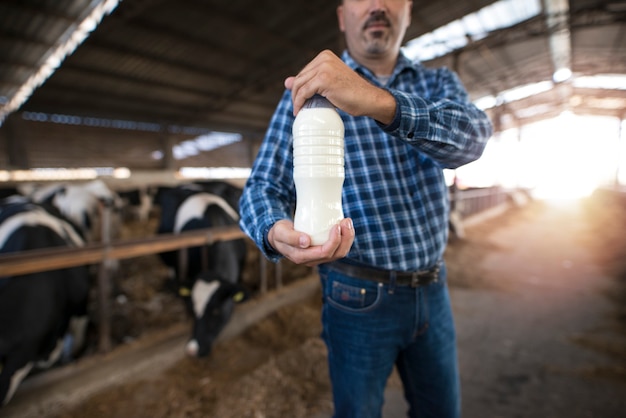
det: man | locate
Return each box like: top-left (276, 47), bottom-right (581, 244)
top-left (239, 0), bottom-right (492, 416)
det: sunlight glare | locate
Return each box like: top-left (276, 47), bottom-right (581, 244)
top-left (520, 113), bottom-right (620, 200)
top-left (452, 113), bottom-right (622, 201)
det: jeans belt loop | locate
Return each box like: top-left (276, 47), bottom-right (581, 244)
top-left (389, 270), bottom-right (397, 294)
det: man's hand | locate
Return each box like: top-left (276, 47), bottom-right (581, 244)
top-left (284, 50), bottom-right (396, 125)
top-left (267, 218), bottom-right (355, 267)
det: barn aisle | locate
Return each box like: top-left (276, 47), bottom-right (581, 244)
top-left (450, 191), bottom-right (626, 418)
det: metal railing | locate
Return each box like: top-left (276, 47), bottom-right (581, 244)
top-left (451, 186), bottom-right (516, 219)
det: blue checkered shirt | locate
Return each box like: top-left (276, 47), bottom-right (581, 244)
top-left (239, 51), bottom-right (492, 271)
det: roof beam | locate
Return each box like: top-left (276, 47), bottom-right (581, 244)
top-left (0, 0), bottom-right (119, 126)
top-left (543, 0), bottom-right (572, 81)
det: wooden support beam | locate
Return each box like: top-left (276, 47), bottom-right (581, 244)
top-left (0, 225), bottom-right (246, 277)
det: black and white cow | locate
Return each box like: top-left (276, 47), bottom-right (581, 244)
top-left (117, 186), bottom-right (156, 222)
top-left (0, 197), bottom-right (90, 407)
top-left (156, 182), bottom-right (248, 357)
top-left (23, 179), bottom-right (123, 243)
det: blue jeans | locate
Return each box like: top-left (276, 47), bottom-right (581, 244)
top-left (318, 262), bottom-right (460, 418)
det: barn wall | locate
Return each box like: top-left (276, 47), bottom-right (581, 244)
top-left (1, 116), bottom-right (168, 169)
top-left (176, 140), bottom-right (255, 168)
top-left (0, 115), bottom-right (258, 170)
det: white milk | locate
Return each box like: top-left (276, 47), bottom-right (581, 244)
top-left (292, 96), bottom-right (345, 245)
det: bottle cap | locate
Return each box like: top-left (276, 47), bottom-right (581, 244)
top-left (303, 95), bottom-right (334, 110)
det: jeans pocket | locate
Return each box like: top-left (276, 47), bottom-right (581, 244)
top-left (327, 276), bottom-right (382, 313)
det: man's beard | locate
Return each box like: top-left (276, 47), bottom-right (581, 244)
top-left (364, 32), bottom-right (390, 55)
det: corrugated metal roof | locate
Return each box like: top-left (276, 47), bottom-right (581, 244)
top-left (404, 0), bottom-right (543, 61)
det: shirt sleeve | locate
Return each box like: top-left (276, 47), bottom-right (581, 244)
top-left (379, 67), bottom-right (493, 169)
top-left (239, 90), bottom-right (296, 262)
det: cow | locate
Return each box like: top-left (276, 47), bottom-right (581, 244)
top-left (22, 179), bottom-right (123, 243)
top-left (117, 186), bottom-right (156, 222)
top-left (0, 196), bottom-right (91, 407)
top-left (0, 187), bottom-right (19, 200)
top-left (156, 182), bottom-right (248, 357)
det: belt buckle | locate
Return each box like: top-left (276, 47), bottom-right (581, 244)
top-left (410, 265), bottom-right (440, 287)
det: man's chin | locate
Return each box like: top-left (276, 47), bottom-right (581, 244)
top-left (365, 40), bottom-right (390, 55)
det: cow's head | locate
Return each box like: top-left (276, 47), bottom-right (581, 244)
top-left (180, 273), bottom-right (249, 357)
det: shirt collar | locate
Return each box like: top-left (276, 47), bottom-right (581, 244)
top-left (341, 50), bottom-right (419, 85)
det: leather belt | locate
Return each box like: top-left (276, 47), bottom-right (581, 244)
top-left (325, 260), bottom-right (440, 288)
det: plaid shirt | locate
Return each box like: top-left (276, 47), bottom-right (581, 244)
top-left (239, 51), bottom-right (492, 271)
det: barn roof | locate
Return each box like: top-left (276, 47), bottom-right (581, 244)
top-left (1, 0), bottom-right (625, 170)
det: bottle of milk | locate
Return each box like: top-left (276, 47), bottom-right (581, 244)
top-left (293, 95), bottom-right (345, 245)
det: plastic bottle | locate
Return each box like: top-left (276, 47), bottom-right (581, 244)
top-left (293, 95), bottom-right (345, 245)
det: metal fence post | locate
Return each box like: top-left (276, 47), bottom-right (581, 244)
top-left (97, 201), bottom-right (113, 353)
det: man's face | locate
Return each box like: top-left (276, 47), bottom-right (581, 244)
top-left (337, 0), bottom-right (412, 59)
